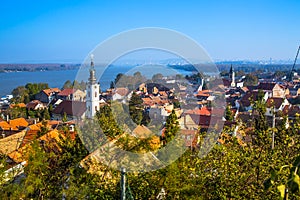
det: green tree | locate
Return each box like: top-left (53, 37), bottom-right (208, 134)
top-left (42, 108), bottom-right (50, 120)
top-left (62, 80), bottom-right (72, 89)
top-left (25, 83), bottom-right (49, 100)
top-left (244, 73), bottom-right (258, 86)
top-left (114, 73), bottom-right (124, 85)
top-left (152, 73), bottom-right (163, 82)
top-left (110, 81), bottom-right (115, 89)
top-left (225, 105), bottom-right (234, 121)
top-left (129, 92), bottom-right (144, 125)
top-left (37, 120), bottom-right (49, 137)
top-left (72, 80), bottom-right (81, 89)
top-left (62, 112), bottom-right (68, 122)
top-left (11, 86), bottom-right (30, 103)
top-left (162, 109), bottom-right (179, 145)
top-left (96, 105), bottom-right (123, 138)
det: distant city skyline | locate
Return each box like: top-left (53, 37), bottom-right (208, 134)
top-left (0, 0), bottom-right (299, 63)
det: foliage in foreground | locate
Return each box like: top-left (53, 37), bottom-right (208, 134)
top-left (1, 104), bottom-right (300, 199)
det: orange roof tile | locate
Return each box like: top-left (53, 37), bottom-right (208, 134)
top-left (0, 130), bottom-right (26, 155)
top-left (28, 123), bottom-right (43, 131)
top-left (43, 88), bottom-right (61, 96)
top-left (9, 118), bottom-right (28, 130)
top-left (0, 121), bottom-right (11, 131)
top-left (10, 103), bottom-right (26, 108)
top-left (39, 129), bottom-right (65, 142)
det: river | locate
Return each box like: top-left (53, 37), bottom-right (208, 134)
top-left (0, 64), bottom-right (192, 97)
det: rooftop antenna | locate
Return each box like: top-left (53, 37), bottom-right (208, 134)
top-left (289, 45), bottom-right (300, 82)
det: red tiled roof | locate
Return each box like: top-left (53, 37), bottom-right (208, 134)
top-left (188, 114), bottom-right (211, 128)
top-left (185, 107), bottom-right (211, 116)
top-left (43, 88), bottom-right (61, 96)
top-left (58, 88), bottom-right (76, 96)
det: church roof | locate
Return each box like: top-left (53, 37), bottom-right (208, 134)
top-left (52, 100), bottom-right (86, 117)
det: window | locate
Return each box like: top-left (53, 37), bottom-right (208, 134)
top-left (88, 106), bottom-right (90, 112)
top-left (88, 91), bottom-right (90, 98)
top-left (95, 106), bottom-right (97, 111)
top-left (95, 92), bottom-right (97, 97)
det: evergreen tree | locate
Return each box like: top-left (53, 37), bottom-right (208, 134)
top-left (110, 81), bottom-right (115, 89)
top-left (225, 105), bottom-right (234, 121)
top-left (62, 112), bottom-right (68, 122)
top-left (162, 109), bottom-right (179, 145)
top-left (37, 120), bottom-right (49, 137)
top-left (129, 92), bottom-right (144, 125)
top-left (62, 80), bottom-right (72, 89)
top-left (42, 108), bottom-right (50, 120)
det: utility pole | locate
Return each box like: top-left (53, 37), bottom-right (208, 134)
top-left (121, 167), bottom-right (126, 200)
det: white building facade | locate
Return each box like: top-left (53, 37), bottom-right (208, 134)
top-left (86, 55), bottom-right (100, 119)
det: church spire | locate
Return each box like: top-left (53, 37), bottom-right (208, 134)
top-left (86, 54), bottom-right (100, 119)
top-left (230, 64), bottom-right (235, 87)
top-left (90, 54), bottom-right (94, 68)
top-left (229, 64), bottom-right (234, 76)
top-left (89, 54), bottom-right (96, 84)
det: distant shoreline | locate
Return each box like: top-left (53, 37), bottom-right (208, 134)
top-left (0, 63), bottom-right (80, 73)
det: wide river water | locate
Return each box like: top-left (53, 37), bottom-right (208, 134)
top-left (0, 65), bottom-right (192, 97)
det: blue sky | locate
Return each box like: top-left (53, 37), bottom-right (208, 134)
top-left (0, 0), bottom-right (299, 63)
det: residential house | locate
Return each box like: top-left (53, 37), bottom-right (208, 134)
top-left (35, 88), bottom-right (61, 104)
top-left (195, 90), bottom-right (211, 101)
top-left (9, 118), bottom-right (29, 131)
top-left (265, 97), bottom-right (290, 116)
top-left (26, 100), bottom-right (45, 110)
top-left (181, 107), bottom-right (212, 130)
top-left (256, 82), bottom-right (285, 98)
top-left (57, 88), bottom-right (86, 101)
top-left (0, 121), bottom-right (11, 131)
top-left (239, 90), bottom-right (268, 111)
top-left (112, 87), bottom-right (129, 101)
top-left (0, 130), bottom-right (27, 155)
top-left (149, 104), bottom-right (174, 120)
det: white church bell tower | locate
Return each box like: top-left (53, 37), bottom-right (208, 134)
top-left (86, 54), bottom-right (100, 119)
